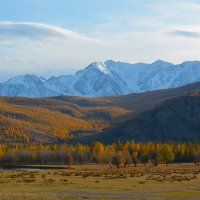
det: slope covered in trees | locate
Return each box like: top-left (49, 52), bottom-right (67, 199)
top-left (0, 82), bottom-right (200, 144)
top-left (0, 97), bottom-right (129, 143)
top-left (92, 91), bottom-right (200, 143)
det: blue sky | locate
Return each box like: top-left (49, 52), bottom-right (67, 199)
top-left (0, 1), bottom-right (152, 28)
top-left (1, 0), bottom-right (200, 80)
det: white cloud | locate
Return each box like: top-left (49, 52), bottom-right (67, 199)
top-left (0, 21), bottom-right (106, 81)
top-left (0, 21), bottom-right (101, 43)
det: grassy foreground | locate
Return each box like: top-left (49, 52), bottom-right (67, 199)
top-left (0, 163), bottom-right (200, 200)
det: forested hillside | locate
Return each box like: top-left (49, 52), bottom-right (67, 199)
top-left (114, 91), bottom-right (200, 142)
top-left (87, 91), bottom-right (200, 144)
top-left (0, 82), bottom-right (200, 144)
top-left (0, 97), bottom-right (128, 143)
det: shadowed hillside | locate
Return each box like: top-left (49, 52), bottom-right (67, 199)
top-left (115, 91), bottom-right (200, 142)
top-left (84, 91), bottom-right (200, 144)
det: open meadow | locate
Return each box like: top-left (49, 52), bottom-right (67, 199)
top-left (0, 163), bottom-right (199, 200)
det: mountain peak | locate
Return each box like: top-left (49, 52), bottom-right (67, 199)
top-left (151, 60), bottom-right (172, 66)
top-left (86, 62), bottom-right (111, 74)
top-left (181, 60), bottom-right (200, 66)
top-left (5, 74), bottom-right (42, 85)
top-left (104, 60), bottom-right (116, 65)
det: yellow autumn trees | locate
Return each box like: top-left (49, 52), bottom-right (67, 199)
top-left (0, 141), bottom-right (199, 167)
top-left (91, 142), bottom-right (104, 156)
top-left (159, 144), bottom-right (175, 166)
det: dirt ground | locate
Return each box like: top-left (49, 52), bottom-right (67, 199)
top-left (0, 163), bottom-right (200, 200)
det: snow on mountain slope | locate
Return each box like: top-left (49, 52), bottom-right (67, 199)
top-left (72, 62), bottom-right (129, 96)
top-left (44, 62), bottom-right (129, 96)
top-left (44, 75), bottom-right (74, 95)
top-left (137, 60), bottom-right (175, 91)
top-left (1, 60), bottom-right (200, 97)
top-left (138, 60), bottom-right (200, 91)
top-left (105, 60), bottom-right (148, 92)
top-left (0, 74), bottom-right (58, 97)
top-left (5, 74), bottom-right (43, 88)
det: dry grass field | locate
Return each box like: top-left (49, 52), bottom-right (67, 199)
top-left (0, 163), bottom-right (199, 200)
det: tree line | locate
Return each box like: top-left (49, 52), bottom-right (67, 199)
top-left (0, 141), bottom-right (199, 168)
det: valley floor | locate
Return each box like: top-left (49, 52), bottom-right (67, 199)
top-left (0, 163), bottom-right (200, 200)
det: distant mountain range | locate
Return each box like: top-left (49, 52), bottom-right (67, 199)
top-left (2, 60), bottom-right (200, 97)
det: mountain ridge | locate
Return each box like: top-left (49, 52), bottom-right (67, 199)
top-left (1, 60), bottom-right (200, 97)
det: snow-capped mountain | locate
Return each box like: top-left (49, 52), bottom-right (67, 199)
top-left (1, 60), bottom-right (200, 97)
top-left (0, 74), bottom-right (58, 98)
